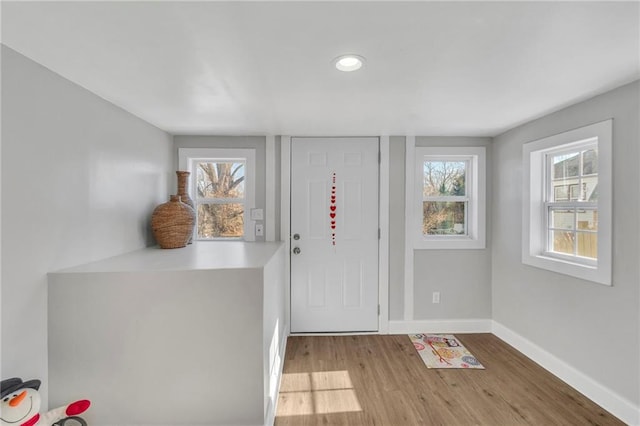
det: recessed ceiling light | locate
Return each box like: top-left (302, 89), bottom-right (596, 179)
top-left (334, 54), bottom-right (365, 72)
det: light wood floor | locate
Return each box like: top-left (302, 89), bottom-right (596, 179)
top-left (274, 334), bottom-right (623, 426)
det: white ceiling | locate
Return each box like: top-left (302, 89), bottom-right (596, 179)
top-left (2, 1), bottom-right (639, 137)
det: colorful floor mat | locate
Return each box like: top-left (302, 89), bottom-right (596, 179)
top-left (409, 334), bottom-right (484, 369)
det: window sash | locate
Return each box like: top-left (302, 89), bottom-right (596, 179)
top-left (414, 146), bottom-right (486, 249)
top-left (178, 148), bottom-right (256, 242)
top-left (422, 195), bottom-right (469, 202)
top-left (422, 156), bottom-right (472, 237)
top-left (193, 160), bottom-right (246, 240)
top-left (194, 201), bottom-right (245, 240)
top-left (194, 159), bottom-right (246, 201)
top-left (422, 200), bottom-right (469, 236)
top-left (543, 142), bottom-right (599, 263)
top-left (197, 197), bottom-right (246, 204)
top-left (543, 202), bottom-right (598, 265)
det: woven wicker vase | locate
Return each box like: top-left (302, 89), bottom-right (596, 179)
top-left (176, 171), bottom-right (195, 244)
top-left (176, 171), bottom-right (195, 210)
top-left (151, 195), bottom-right (196, 249)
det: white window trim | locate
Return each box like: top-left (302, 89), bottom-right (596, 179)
top-left (178, 148), bottom-right (256, 242)
top-left (414, 146), bottom-right (486, 249)
top-left (522, 120), bottom-right (612, 286)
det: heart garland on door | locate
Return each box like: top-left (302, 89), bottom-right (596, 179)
top-left (330, 172), bottom-right (337, 246)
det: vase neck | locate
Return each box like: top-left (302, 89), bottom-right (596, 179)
top-left (176, 171), bottom-right (190, 194)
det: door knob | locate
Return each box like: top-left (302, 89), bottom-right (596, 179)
top-left (293, 247), bottom-right (301, 255)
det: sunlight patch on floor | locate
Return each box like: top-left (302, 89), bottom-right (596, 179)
top-left (276, 370), bottom-right (362, 416)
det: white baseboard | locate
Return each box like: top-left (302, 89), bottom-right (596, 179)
top-left (388, 319), bottom-right (493, 334)
top-left (492, 321), bottom-right (640, 426)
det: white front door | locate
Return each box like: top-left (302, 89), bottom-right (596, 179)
top-left (290, 137), bottom-right (379, 333)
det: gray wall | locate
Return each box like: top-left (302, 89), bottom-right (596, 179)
top-left (173, 135), bottom-right (268, 242)
top-left (1, 46), bottom-right (174, 408)
top-left (388, 136), bottom-right (493, 321)
top-left (414, 137), bottom-right (493, 320)
top-left (388, 136), bottom-right (406, 320)
top-left (492, 80), bottom-right (640, 405)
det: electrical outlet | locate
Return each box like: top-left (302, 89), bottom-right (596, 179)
top-left (432, 292), bottom-right (440, 304)
top-left (255, 223), bottom-right (264, 237)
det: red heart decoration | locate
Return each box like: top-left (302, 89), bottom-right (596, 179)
top-left (330, 213), bottom-right (336, 219)
top-left (331, 220), bottom-right (336, 225)
top-left (331, 197), bottom-right (336, 202)
top-left (330, 205), bottom-right (336, 211)
top-left (331, 225), bottom-right (336, 229)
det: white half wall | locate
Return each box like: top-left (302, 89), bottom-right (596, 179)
top-left (1, 45), bottom-right (173, 408)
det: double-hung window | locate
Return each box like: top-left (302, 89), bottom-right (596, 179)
top-left (178, 148), bottom-right (256, 241)
top-left (523, 120), bottom-right (612, 285)
top-left (414, 147), bottom-right (486, 249)
top-left (545, 144), bottom-right (598, 263)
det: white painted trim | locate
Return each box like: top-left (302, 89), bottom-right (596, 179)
top-left (522, 119), bottom-right (612, 285)
top-left (388, 319), bottom-right (492, 334)
top-left (280, 136), bottom-right (292, 332)
top-left (265, 135), bottom-right (276, 242)
top-left (291, 331), bottom-right (379, 337)
top-left (264, 332), bottom-right (288, 426)
top-left (413, 146), bottom-right (487, 249)
top-left (403, 136), bottom-right (415, 321)
top-left (378, 136), bottom-right (390, 334)
top-left (492, 321), bottom-right (640, 426)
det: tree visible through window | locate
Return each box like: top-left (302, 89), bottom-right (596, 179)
top-left (414, 146), bottom-right (485, 250)
top-left (195, 161), bottom-right (246, 238)
top-left (422, 160), bottom-right (468, 235)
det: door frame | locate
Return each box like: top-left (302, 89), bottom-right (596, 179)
top-left (279, 136), bottom-right (390, 335)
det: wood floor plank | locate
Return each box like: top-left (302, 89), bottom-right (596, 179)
top-left (274, 334), bottom-right (624, 426)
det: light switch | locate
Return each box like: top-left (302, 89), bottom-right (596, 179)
top-left (250, 208), bottom-right (264, 221)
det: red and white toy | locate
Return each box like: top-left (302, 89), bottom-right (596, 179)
top-left (0, 378), bottom-right (90, 426)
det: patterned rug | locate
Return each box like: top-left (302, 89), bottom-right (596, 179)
top-left (409, 334), bottom-right (484, 369)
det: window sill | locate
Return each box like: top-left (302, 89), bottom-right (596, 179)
top-left (541, 251), bottom-right (597, 268)
top-left (415, 236), bottom-right (485, 250)
top-left (522, 252), bottom-right (610, 286)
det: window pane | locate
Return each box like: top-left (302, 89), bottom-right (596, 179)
top-left (583, 178), bottom-right (598, 201)
top-left (551, 230), bottom-right (575, 255)
top-left (196, 162), bottom-right (245, 199)
top-left (577, 232), bottom-right (597, 259)
top-left (423, 161), bottom-right (466, 196)
top-left (197, 203), bottom-right (244, 238)
top-left (553, 185), bottom-right (569, 201)
top-left (423, 201), bottom-right (465, 235)
top-left (551, 209), bottom-right (574, 230)
top-left (577, 209), bottom-right (598, 231)
top-left (552, 152), bottom-right (580, 179)
top-left (582, 149), bottom-right (598, 175)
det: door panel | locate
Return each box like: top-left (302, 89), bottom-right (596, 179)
top-left (291, 137), bottom-right (379, 332)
